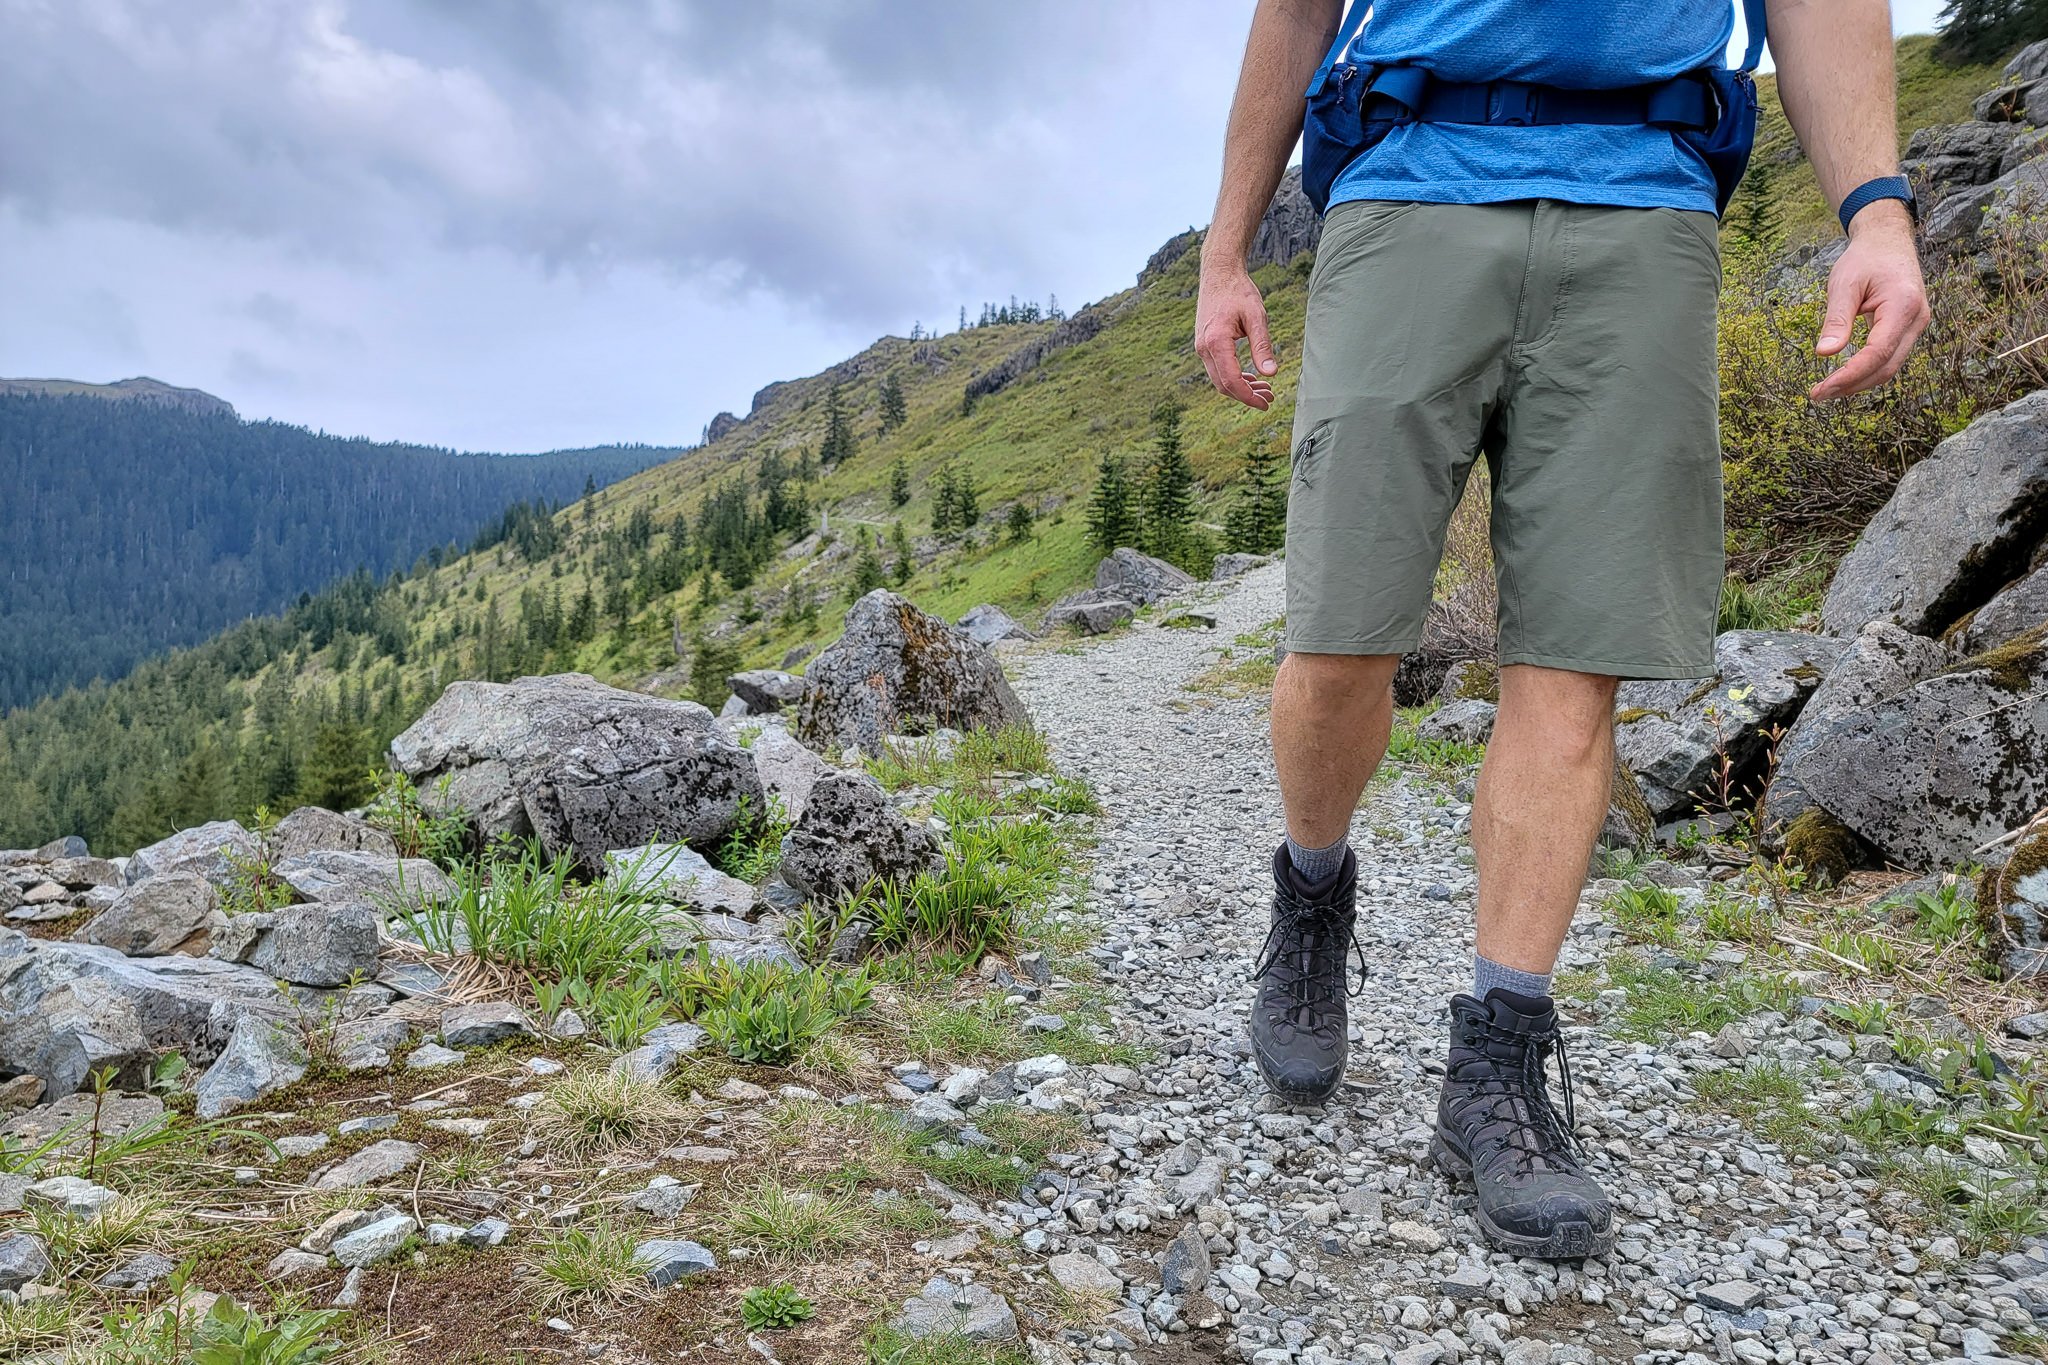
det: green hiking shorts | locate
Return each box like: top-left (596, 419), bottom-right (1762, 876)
top-left (1285, 198), bottom-right (1723, 679)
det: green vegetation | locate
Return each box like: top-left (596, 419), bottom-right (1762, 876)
top-left (741, 1284), bottom-right (818, 1331)
top-left (526, 1219), bottom-right (653, 1311)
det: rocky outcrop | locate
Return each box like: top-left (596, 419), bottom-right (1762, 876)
top-left (1925, 156), bottom-right (2048, 252)
top-left (1248, 165), bottom-right (1321, 270)
top-left (76, 874), bottom-right (217, 956)
top-left (726, 669), bottom-right (806, 714)
top-left (275, 850), bottom-right (452, 910)
top-left (957, 604), bottom-right (1035, 646)
top-left (1791, 627), bottom-right (2048, 871)
top-left (1093, 548), bottom-right (1194, 606)
top-left (1904, 121), bottom-right (2021, 196)
top-left (1821, 392), bottom-right (2048, 639)
top-left (1043, 596), bottom-right (1135, 635)
top-left (267, 807), bottom-right (397, 861)
top-left (124, 820), bottom-right (260, 888)
top-left (1614, 631), bottom-right (1846, 819)
top-left (1212, 553), bottom-right (1274, 581)
top-left (1955, 558), bottom-right (2048, 653)
top-left (212, 902), bottom-right (383, 989)
top-left (739, 721), bottom-right (831, 823)
top-left (796, 592), bottom-right (1029, 755)
top-left (779, 771), bottom-right (942, 903)
top-left (962, 298), bottom-right (1125, 405)
top-left (390, 673), bottom-right (763, 873)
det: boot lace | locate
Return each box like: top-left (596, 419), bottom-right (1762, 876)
top-left (1251, 896), bottom-right (1365, 1041)
top-left (1451, 1014), bottom-right (1585, 1175)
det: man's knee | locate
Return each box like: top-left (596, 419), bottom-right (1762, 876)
top-left (1276, 651), bottom-right (1400, 712)
top-left (1496, 664), bottom-right (1617, 756)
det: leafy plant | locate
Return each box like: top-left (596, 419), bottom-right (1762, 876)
top-left (1606, 884), bottom-right (1684, 944)
top-left (525, 1220), bottom-right (653, 1311)
top-left (1909, 885), bottom-right (1981, 948)
top-left (219, 848), bottom-right (294, 918)
top-left (363, 769), bottom-right (471, 864)
top-left (191, 1296), bottom-right (345, 1365)
top-left (694, 959), bottom-right (873, 1065)
top-left (398, 843), bottom-right (668, 984)
top-left (740, 1283), bottom-right (818, 1331)
top-left (715, 792), bottom-right (793, 883)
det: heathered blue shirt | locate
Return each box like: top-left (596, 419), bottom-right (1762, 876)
top-left (1328, 1), bottom-right (1736, 213)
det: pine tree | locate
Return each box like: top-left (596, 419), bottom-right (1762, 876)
top-left (686, 631), bottom-right (743, 709)
top-left (931, 467), bottom-right (958, 533)
top-left (889, 456), bottom-right (911, 507)
top-left (849, 532), bottom-right (888, 599)
top-left (1086, 452), bottom-right (1140, 555)
top-left (889, 520), bottom-right (915, 584)
top-left (952, 468), bottom-right (979, 527)
top-left (1224, 443), bottom-right (1287, 554)
top-left (1731, 158), bottom-right (1779, 256)
top-left (300, 723), bottom-right (370, 811)
top-left (1141, 401), bottom-right (1197, 564)
top-left (1005, 501), bottom-right (1034, 543)
top-left (878, 372), bottom-right (908, 432)
top-left (820, 383), bottom-right (857, 466)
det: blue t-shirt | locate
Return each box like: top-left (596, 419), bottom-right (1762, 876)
top-left (1328, 1), bottom-right (1736, 213)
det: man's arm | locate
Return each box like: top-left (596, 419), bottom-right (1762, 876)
top-left (1195, 0), bottom-right (1342, 411)
top-left (1768, 0), bottom-right (1931, 400)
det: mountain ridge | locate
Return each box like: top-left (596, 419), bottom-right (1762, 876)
top-left (0, 374), bottom-right (237, 419)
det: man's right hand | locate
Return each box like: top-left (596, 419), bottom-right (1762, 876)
top-left (1196, 264), bottom-right (1279, 410)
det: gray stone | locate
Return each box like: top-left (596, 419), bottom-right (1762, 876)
top-left (1793, 638), bottom-right (2048, 870)
top-left (1903, 121), bottom-right (2020, 196)
top-left (248, 902), bottom-right (383, 988)
top-left (958, 604), bottom-right (1036, 645)
top-left (1049, 1251), bottom-right (1122, 1296)
top-left (1958, 559), bottom-right (2048, 654)
top-left (1415, 699), bottom-right (1495, 746)
top-left (0, 1231), bottom-right (51, 1291)
top-left (631, 1175), bottom-right (697, 1219)
top-left (1043, 593), bottom-right (1136, 635)
top-left (440, 1000), bottom-right (531, 1048)
top-left (275, 850), bottom-right (453, 910)
top-left (795, 590), bottom-right (1030, 755)
top-left (727, 669), bottom-right (806, 713)
top-left (892, 1275), bottom-right (1020, 1343)
top-left (1093, 547), bottom-right (1194, 606)
top-left (2, 1092), bottom-right (162, 1153)
top-left (266, 1249), bottom-right (330, 1280)
top-left (303, 1207), bottom-right (380, 1253)
top-left (1614, 630), bottom-right (1846, 818)
top-left (45, 857), bottom-right (120, 890)
top-left (1823, 393), bottom-right (2048, 639)
top-left (1697, 1280), bottom-right (1765, 1312)
top-left (267, 807), bottom-right (398, 861)
top-left (193, 1015), bottom-right (308, 1119)
top-left (905, 1092), bottom-right (968, 1132)
top-left (313, 1138), bottom-right (422, 1189)
top-left (611, 1022), bottom-right (707, 1081)
top-left (778, 770), bottom-right (942, 902)
top-left (332, 1214), bottom-right (418, 1268)
top-left (1159, 1224), bottom-right (1213, 1296)
top-left (1767, 622), bottom-right (1953, 831)
top-left (2008, 1010), bottom-right (2048, 1039)
top-left (76, 874), bottom-right (218, 956)
top-left (606, 843), bottom-right (755, 917)
top-left (634, 1237), bottom-right (717, 1287)
top-left (389, 673), bottom-right (764, 874)
top-left (1926, 154), bottom-right (2048, 251)
top-left (27, 1174), bottom-right (117, 1217)
top-left (739, 721), bottom-right (831, 824)
top-left (1212, 552), bottom-right (1274, 581)
top-left (462, 1217), bottom-right (510, 1248)
top-left (2011, 37), bottom-right (2048, 83)
top-left (406, 1042), bottom-right (463, 1069)
top-left (95, 1252), bottom-right (177, 1292)
top-left (274, 1133), bottom-right (330, 1159)
top-left (125, 820), bottom-right (261, 888)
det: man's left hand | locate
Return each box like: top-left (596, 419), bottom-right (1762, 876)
top-left (1810, 203), bottom-right (1931, 402)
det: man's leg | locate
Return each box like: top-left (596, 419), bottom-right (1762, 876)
top-left (1270, 651), bottom-right (1400, 855)
top-left (1470, 664), bottom-right (1619, 993)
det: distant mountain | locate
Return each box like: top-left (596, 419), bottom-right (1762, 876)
top-left (0, 392), bottom-right (682, 710)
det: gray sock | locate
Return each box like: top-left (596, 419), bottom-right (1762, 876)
top-left (1474, 953), bottom-right (1553, 1001)
top-left (1285, 833), bottom-right (1349, 885)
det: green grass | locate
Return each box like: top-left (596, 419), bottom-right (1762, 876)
top-left (531, 1068), bottom-right (692, 1159)
top-left (720, 1177), bottom-right (867, 1261)
top-left (1692, 1060), bottom-right (1826, 1156)
top-left (866, 1327), bottom-right (1032, 1365)
top-left (397, 843), bottom-right (668, 984)
top-left (1603, 954), bottom-right (1801, 1042)
top-left (525, 1219), bottom-right (653, 1311)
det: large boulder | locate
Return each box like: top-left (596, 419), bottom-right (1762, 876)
top-left (1792, 627), bottom-right (2048, 871)
top-left (274, 850), bottom-right (453, 910)
top-left (1613, 631), bottom-right (1846, 819)
top-left (1925, 157), bottom-right (2048, 253)
top-left (1093, 547), bottom-right (1194, 606)
top-left (795, 592), bottom-right (1029, 756)
top-left (75, 874), bottom-right (217, 956)
top-left (778, 771), bottom-right (942, 903)
top-left (267, 807), bottom-right (397, 861)
top-left (957, 604), bottom-right (1036, 646)
top-left (1822, 393), bottom-right (2048, 639)
top-left (1955, 559), bottom-right (2048, 653)
top-left (1042, 594), bottom-right (1136, 636)
top-left (228, 903), bottom-right (384, 989)
top-left (389, 673), bottom-right (763, 873)
top-left (742, 722), bottom-right (831, 823)
top-left (124, 820), bottom-right (261, 888)
top-left (1902, 121), bottom-right (2020, 198)
top-left (606, 844), bottom-right (755, 917)
top-left (192, 1015), bottom-right (308, 1118)
top-left (726, 670), bottom-right (806, 714)
top-left (1766, 623), bottom-right (1954, 834)
top-left (1415, 699), bottom-right (1495, 746)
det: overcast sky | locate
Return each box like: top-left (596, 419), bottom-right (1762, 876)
top-left (0, 0), bottom-right (1950, 453)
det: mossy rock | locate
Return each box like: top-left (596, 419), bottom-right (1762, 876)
top-left (1979, 828), bottom-right (2048, 915)
top-left (1782, 808), bottom-right (1861, 888)
top-left (1944, 622), bottom-right (2048, 695)
top-left (1443, 658), bottom-right (1500, 704)
top-left (1601, 753), bottom-right (1658, 852)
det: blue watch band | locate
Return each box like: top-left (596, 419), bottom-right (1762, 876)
top-left (1838, 175), bottom-right (1917, 233)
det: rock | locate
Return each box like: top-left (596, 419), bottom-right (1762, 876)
top-left (1437, 658), bottom-right (1500, 703)
top-left (389, 673), bottom-right (763, 873)
top-left (244, 902), bottom-right (383, 988)
top-left (313, 1138), bottom-right (422, 1190)
top-left (1415, 699), bottom-right (1495, 746)
top-left (719, 694), bottom-right (748, 719)
top-left (1823, 393), bottom-right (2048, 639)
top-left (1984, 830), bottom-right (2048, 979)
top-left (76, 874), bottom-right (218, 956)
top-left (267, 807), bottom-right (398, 861)
top-left (2008, 1009), bottom-right (2048, 1039)
top-left (1603, 754), bottom-right (1658, 853)
top-left (406, 1042), bottom-right (463, 1069)
top-left (778, 771), bottom-right (943, 902)
top-left (0, 1075), bottom-right (44, 1115)
top-left (440, 1000), bottom-right (531, 1049)
top-left (634, 1237), bottom-right (717, 1288)
top-left (303, 1208), bottom-right (381, 1253)
top-left (1927, 154), bottom-right (2048, 252)
top-left (27, 1175), bottom-right (117, 1218)
top-left (1048, 1251), bottom-right (1122, 1296)
top-left (1160, 1224), bottom-right (1213, 1296)
top-left (739, 721), bottom-right (831, 824)
top-left (631, 1175), bottom-right (697, 1219)
top-left (2, 1092), bottom-right (162, 1152)
top-left (958, 604), bottom-right (1037, 645)
top-left (1043, 594), bottom-right (1136, 635)
top-left (1248, 165), bottom-right (1321, 268)
top-left (273, 1133), bottom-right (330, 1159)
top-left (1767, 622), bottom-right (1953, 833)
top-left (611, 1022), bottom-right (707, 1081)
top-left (1212, 552), bottom-right (1274, 581)
top-left (332, 1214), bottom-right (418, 1268)
top-left (1793, 629), bottom-right (2048, 870)
top-left (605, 843), bottom-right (755, 917)
top-left (462, 1217), bottom-right (510, 1248)
top-left (727, 669), bottom-right (807, 714)
top-left (96, 1252), bottom-right (178, 1292)
top-left (892, 1275), bottom-right (1020, 1343)
top-left (1903, 121), bottom-right (2020, 195)
top-left (266, 1249), bottom-right (330, 1280)
top-left (125, 820), bottom-right (261, 888)
top-left (795, 591), bottom-right (1030, 754)
top-left (0, 1231), bottom-right (51, 1291)
top-left (46, 857), bottom-right (120, 890)
top-left (1094, 547), bottom-right (1195, 606)
top-left (1697, 1280), bottom-right (1765, 1312)
top-left (193, 1015), bottom-right (308, 1119)
top-left (1956, 560), bottom-right (2048, 653)
top-left (1613, 630), bottom-right (1846, 818)
top-left (275, 850), bottom-right (453, 910)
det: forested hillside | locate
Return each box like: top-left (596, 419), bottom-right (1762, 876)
top-left (0, 394), bottom-right (680, 708)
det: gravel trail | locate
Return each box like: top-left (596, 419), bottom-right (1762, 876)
top-left (1004, 560), bottom-right (2046, 1365)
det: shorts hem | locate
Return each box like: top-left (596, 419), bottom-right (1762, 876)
top-left (1497, 648), bottom-right (1716, 681)
top-left (1280, 636), bottom-right (1418, 657)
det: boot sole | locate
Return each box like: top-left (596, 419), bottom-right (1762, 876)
top-left (1427, 1136), bottom-right (1615, 1261)
top-left (1250, 1042), bottom-right (1345, 1107)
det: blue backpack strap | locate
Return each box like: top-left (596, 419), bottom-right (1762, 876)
top-left (1306, 1), bottom-right (1373, 96)
top-left (1735, 0), bottom-right (1766, 73)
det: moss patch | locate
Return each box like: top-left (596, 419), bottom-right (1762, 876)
top-left (1613, 707), bottom-right (1666, 726)
top-left (1448, 658), bottom-right (1500, 703)
top-left (1945, 623), bottom-right (2048, 695)
top-left (1783, 808), bottom-right (1860, 888)
top-left (1980, 829), bottom-right (2048, 916)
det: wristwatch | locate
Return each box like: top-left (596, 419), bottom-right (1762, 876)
top-left (1838, 175), bottom-right (1918, 234)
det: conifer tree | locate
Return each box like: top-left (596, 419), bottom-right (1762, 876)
top-left (1731, 158), bottom-right (1779, 256)
top-left (878, 372), bottom-right (908, 432)
top-left (889, 520), bottom-right (915, 584)
top-left (952, 467), bottom-right (979, 528)
top-left (686, 631), bottom-right (743, 709)
top-left (1224, 442), bottom-right (1287, 554)
top-left (820, 383), bottom-right (857, 466)
top-left (1087, 452), bottom-right (1140, 556)
top-left (889, 456), bottom-right (911, 507)
top-left (1141, 401), bottom-right (1197, 564)
top-left (1005, 501), bottom-right (1034, 543)
top-left (849, 531), bottom-right (888, 599)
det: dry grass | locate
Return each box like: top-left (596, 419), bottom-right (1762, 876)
top-left (528, 1068), bottom-right (695, 1161)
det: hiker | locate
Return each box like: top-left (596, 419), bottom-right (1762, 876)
top-left (1197, 0), bottom-right (1928, 1258)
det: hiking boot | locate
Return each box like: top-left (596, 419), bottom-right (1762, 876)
top-left (1429, 989), bottom-right (1615, 1259)
top-left (1248, 844), bottom-right (1362, 1105)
